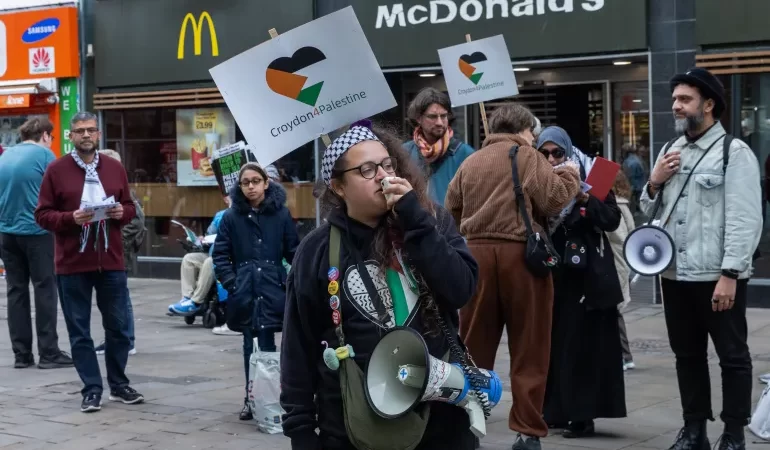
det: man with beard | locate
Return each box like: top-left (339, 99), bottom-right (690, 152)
top-left (403, 88), bottom-right (475, 206)
top-left (35, 111), bottom-right (144, 413)
top-left (640, 68), bottom-right (761, 450)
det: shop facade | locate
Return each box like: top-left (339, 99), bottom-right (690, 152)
top-left (693, 0), bottom-right (770, 306)
top-left (92, 0), bottom-right (315, 277)
top-left (0, 5), bottom-right (81, 156)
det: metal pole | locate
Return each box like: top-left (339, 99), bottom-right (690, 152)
top-left (77, 0), bottom-right (87, 112)
top-left (314, 137), bottom-right (321, 227)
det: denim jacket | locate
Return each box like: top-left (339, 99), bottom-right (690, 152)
top-left (640, 122), bottom-right (762, 282)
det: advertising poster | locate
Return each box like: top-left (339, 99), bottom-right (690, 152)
top-left (212, 141), bottom-right (248, 196)
top-left (437, 35), bottom-right (518, 108)
top-left (176, 108), bottom-right (236, 186)
top-left (209, 6), bottom-right (396, 166)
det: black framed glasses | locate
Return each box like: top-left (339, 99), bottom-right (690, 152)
top-left (240, 178), bottom-right (264, 187)
top-left (71, 127), bottom-right (99, 136)
top-left (340, 157), bottom-right (396, 180)
top-left (539, 148), bottom-right (565, 159)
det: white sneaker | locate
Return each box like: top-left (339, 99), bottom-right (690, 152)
top-left (623, 360), bottom-right (636, 371)
top-left (129, 347), bottom-right (137, 356)
top-left (212, 324), bottom-right (241, 336)
top-left (759, 373), bottom-right (770, 384)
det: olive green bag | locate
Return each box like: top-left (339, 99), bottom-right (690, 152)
top-left (328, 225), bottom-right (431, 450)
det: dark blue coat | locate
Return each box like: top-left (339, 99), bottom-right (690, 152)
top-left (213, 181), bottom-right (299, 332)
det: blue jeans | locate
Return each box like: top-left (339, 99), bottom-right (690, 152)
top-left (242, 328), bottom-right (276, 396)
top-left (57, 270), bottom-right (131, 396)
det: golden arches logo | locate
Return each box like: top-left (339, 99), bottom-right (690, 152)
top-left (177, 12), bottom-right (219, 60)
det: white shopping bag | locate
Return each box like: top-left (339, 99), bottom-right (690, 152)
top-left (247, 341), bottom-right (284, 434)
top-left (749, 383), bottom-right (770, 440)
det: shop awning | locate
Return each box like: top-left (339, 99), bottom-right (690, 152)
top-left (0, 79), bottom-right (54, 95)
top-left (696, 50), bottom-right (770, 75)
top-left (93, 87), bottom-right (224, 110)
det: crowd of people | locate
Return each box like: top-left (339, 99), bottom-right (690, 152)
top-left (0, 66), bottom-right (762, 450)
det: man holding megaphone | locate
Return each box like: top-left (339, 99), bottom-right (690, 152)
top-left (638, 68), bottom-right (762, 450)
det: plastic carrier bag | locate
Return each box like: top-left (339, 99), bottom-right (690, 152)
top-left (247, 343), bottom-right (284, 434)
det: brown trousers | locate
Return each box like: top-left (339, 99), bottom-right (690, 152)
top-left (460, 239), bottom-right (553, 438)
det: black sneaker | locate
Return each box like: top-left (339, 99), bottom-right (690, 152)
top-left (81, 393), bottom-right (102, 413)
top-left (14, 354), bottom-right (34, 369)
top-left (38, 351), bottom-right (74, 369)
top-left (109, 386), bottom-right (144, 404)
top-left (239, 398), bottom-right (253, 421)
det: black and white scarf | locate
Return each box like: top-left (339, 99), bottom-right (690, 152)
top-left (71, 152), bottom-right (109, 253)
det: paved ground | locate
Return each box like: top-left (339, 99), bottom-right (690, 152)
top-left (1, 278), bottom-right (770, 449)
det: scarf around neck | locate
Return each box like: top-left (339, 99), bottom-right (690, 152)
top-left (71, 151), bottom-right (109, 253)
top-left (413, 126), bottom-right (453, 164)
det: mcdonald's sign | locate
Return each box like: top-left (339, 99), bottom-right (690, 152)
top-left (177, 11), bottom-right (218, 60)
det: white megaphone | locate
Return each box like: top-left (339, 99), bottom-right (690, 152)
top-left (623, 193), bottom-right (675, 276)
top-left (365, 327), bottom-right (503, 438)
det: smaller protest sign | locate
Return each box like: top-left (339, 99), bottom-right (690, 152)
top-left (212, 141), bottom-right (249, 196)
top-left (438, 34), bottom-right (518, 108)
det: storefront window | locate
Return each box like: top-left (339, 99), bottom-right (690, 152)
top-left (737, 74), bottom-right (770, 279)
top-left (0, 114), bottom-right (47, 147)
top-left (612, 81), bottom-right (651, 224)
top-left (103, 107), bottom-right (317, 278)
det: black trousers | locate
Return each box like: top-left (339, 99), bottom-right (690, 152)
top-left (320, 403), bottom-right (477, 450)
top-left (0, 232), bottom-right (60, 358)
top-left (662, 278), bottom-right (752, 426)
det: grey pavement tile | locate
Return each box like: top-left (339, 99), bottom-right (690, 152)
top-left (1, 420), bottom-right (77, 440)
top-left (0, 433), bottom-right (28, 447)
top-left (51, 431), bottom-right (141, 450)
top-left (101, 440), bottom-right (154, 450)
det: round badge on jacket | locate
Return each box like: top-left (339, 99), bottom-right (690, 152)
top-left (328, 267), bottom-right (339, 282)
top-left (571, 255), bottom-right (581, 264)
top-left (329, 295), bottom-right (340, 311)
top-left (328, 280), bottom-right (339, 295)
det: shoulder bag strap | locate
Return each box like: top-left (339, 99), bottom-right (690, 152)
top-left (338, 226), bottom-right (390, 327)
top-left (659, 134), bottom-right (726, 226)
top-left (722, 134), bottom-right (734, 175)
top-left (329, 225), bottom-right (341, 270)
top-left (509, 145), bottom-right (535, 236)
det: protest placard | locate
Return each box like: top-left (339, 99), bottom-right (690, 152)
top-left (212, 141), bottom-right (249, 196)
top-left (209, 6), bottom-right (396, 165)
top-left (438, 34), bottom-right (518, 109)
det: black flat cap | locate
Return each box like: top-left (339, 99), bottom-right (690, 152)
top-left (670, 67), bottom-right (726, 119)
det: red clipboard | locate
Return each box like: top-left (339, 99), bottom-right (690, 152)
top-left (585, 157), bottom-right (620, 202)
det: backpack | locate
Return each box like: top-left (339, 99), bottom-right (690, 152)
top-left (662, 134), bottom-right (761, 260)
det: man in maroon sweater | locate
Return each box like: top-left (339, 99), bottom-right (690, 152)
top-left (35, 111), bottom-right (144, 413)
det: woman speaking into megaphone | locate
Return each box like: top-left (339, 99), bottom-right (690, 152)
top-left (279, 120), bottom-right (480, 450)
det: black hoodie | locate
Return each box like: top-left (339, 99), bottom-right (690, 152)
top-left (280, 191), bottom-right (479, 449)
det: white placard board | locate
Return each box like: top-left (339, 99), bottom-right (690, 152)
top-left (437, 35), bottom-right (518, 108)
top-left (209, 6), bottom-right (397, 166)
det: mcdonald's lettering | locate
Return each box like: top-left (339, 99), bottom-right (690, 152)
top-left (177, 11), bottom-right (219, 60)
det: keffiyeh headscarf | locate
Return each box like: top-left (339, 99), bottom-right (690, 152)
top-left (321, 119), bottom-right (382, 186)
top-left (71, 151), bottom-right (109, 253)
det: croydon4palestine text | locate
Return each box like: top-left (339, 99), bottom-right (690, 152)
top-left (270, 91), bottom-right (368, 137)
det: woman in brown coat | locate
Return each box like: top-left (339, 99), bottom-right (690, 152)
top-left (445, 104), bottom-right (581, 450)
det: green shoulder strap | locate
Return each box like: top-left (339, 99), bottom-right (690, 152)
top-left (329, 225), bottom-right (341, 270)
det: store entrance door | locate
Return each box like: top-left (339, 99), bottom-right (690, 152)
top-left (516, 81), bottom-right (612, 159)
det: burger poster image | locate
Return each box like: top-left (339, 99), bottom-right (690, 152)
top-left (175, 108), bottom-right (236, 186)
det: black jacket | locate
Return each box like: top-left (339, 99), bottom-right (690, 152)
top-left (279, 191), bottom-right (478, 450)
top-left (552, 191), bottom-right (623, 310)
top-left (212, 182), bottom-right (299, 332)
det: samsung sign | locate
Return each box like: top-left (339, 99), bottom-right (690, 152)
top-left (375, 0), bottom-right (604, 28)
top-left (21, 17), bottom-right (60, 43)
top-left (350, 0), bottom-right (644, 68)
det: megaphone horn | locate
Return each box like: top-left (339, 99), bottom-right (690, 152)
top-left (365, 327), bottom-right (503, 438)
top-left (623, 224), bottom-right (675, 276)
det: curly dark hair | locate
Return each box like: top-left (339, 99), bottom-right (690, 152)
top-left (316, 123), bottom-right (442, 335)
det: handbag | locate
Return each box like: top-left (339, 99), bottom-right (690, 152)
top-left (509, 145), bottom-right (559, 278)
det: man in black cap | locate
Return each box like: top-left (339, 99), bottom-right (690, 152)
top-left (640, 67), bottom-right (762, 450)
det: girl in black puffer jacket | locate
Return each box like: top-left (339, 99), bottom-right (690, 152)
top-left (212, 163), bottom-right (299, 420)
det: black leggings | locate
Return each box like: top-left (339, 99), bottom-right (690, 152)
top-left (242, 328), bottom-right (277, 396)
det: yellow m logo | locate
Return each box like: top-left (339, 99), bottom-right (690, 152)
top-left (177, 12), bottom-right (219, 60)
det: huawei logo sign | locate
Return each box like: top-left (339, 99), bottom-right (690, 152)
top-left (32, 48), bottom-right (50, 69)
top-left (28, 46), bottom-right (55, 75)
